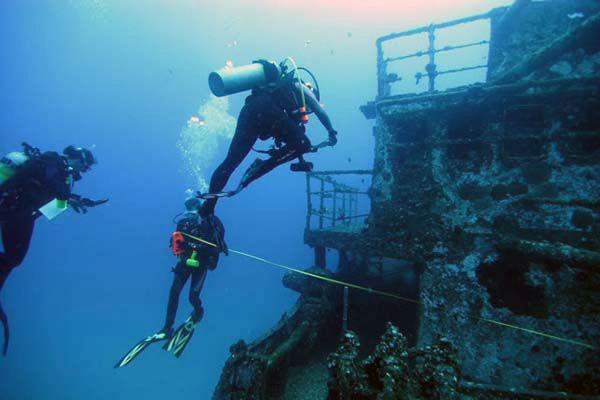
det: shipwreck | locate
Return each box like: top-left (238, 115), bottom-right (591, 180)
top-left (212, 1), bottom-right (600, 398)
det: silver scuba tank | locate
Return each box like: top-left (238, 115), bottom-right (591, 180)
top-left (208, 60), bottom-right (281, 97)
top-left (0, 152), bottom-right (29, 186)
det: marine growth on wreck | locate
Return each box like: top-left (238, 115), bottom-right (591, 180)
top-left (212, 1), bottom-right (600, 399)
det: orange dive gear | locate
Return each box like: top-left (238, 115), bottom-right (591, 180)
top-left (171, 231), bottom-right (185, 255)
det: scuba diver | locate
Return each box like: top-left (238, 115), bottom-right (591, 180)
top-left (0, 142), bottom-right (108, 356)
top-left (115, 198), bottom-right (227, 368)
top-left (199, 58), bottom-right (338, 214)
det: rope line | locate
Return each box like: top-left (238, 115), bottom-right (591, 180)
top-left (180, 232), bottom-right (597, 350)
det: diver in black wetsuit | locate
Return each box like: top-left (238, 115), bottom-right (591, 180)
top-left (114, 198), bottom-right (227, 367)
top-left (0, 143), bottom-right (108, 356)
top-left (161, 198), bottom-right (227, 337)
top-left (202, 61), bottom-right (338, 215)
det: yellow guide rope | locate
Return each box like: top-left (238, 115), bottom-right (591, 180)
top-left (181, 232), bottom-right (597, 350)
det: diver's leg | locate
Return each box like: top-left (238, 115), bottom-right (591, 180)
top-left (162, 262), bottom-right (190, 332)
top-left (188, 268), bottom-right (207, 322)
top-left (205, 109), bottom-right (259, 214)
top-left (0, 260), bottom-right (9, 355)
top-left (0, 265), bottom-right (8, 292)
top-left (161, 268), bottom-right (206, 358)
top-left (0, 215), bottom-right (34, 270)
top-left (0, 215), bottom-right (33, 356)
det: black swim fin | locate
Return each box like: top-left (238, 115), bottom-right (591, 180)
top-left (0, 300), bottom-right (8, 356)
top-left (114, 330), bottom-right (169, 368)
top-left (162, 315), bottom-right (197, 358)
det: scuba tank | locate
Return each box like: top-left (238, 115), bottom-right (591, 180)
top-left (209, 60), bottom-right (281, 97)
top-left (208, 58), bottom-right (321, 106)
top-left (1, 143), bottom-right (70, 220)
top-left (0, 152), bottom-right (29, 186)
top-left (209, 57), bottom-right (321, 131)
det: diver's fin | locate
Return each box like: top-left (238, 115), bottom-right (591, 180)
top-left (0, 300), bottom-right (8, 356)
top-left (240, 151), bottom-right (300, 189)
top-left (239, 158), bottom-right (265, 189)
top-left (114, 330), bottom-right (169, 368)
top-left (162, 315), bottom-right (197, 358)
top-left (197, 153), bottom-right (299, 201)
top-left (197, 190), bottom-right (238, 200)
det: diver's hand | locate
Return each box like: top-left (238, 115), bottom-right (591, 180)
top-left (81, 197), bottom-right (109, 207)
top-left (220, 240), bottom-right (229, 256)
top-left (206, 255), bottom-right (218, 270)
top-left (328, 130), bottom-right (338, 146)
top-left (68, 198), bottom-right (86, 214)
top-left (69, 197), bottom-right (109, 214)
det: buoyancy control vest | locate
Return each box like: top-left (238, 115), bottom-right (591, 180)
top-left (171, 213), bottom-right (224, 269)
top-left (251, 76), bottom-right (311, 125)
top-left (1, 144), bottom-right (72, 215)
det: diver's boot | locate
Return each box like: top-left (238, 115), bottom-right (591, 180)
top-left (191, 306), bottom-right (204, 324)
top-left (0, 265), bottom-right (10, 356)
top-left (157, 326), bottom-right (173, 340)
top-left (0, 300), bottom-right (8, 356)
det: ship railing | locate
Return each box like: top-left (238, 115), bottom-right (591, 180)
top-left (305, 170), bottom-right (373, 233)
top-left (376, 11), bottom-right (494, 98)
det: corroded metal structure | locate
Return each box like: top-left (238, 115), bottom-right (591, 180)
top-left (363, 0), bottom-right (600, 396)
top-left (213, 1), bottom-right (600, 398)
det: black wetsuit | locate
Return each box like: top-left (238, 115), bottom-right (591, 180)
top-left (205, 82), bottom-right (334, 214)
top-left (0, 151), bottom-right (72, 355)
top-left (163, 213), bottom-right (225, 331)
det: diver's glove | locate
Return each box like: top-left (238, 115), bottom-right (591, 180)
top-left (69, 196), bottom-right (109, 214)
top-left (328, 129), bottom-right (338, 146)
top-left (219, 238), bottom-right (229, 256)
top-left (206, 255), bottom-right (219, 271)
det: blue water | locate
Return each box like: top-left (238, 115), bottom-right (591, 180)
top-left (0, 1), bottom-right (512, 398)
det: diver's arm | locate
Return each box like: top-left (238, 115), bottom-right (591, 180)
top-left (302, 86), bottom-right (333, 131)
top-left (301, 85), bottom-right (337, 145)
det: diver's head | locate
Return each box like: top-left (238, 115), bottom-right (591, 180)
top-left (63, 146), bottom-right (96, 180)
top-left (184, 197), bottom-right (202, 213)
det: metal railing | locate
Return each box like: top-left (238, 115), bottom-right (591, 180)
top-left (376, 11), bottom-right (493, 98)
top-left (305, 170), bottom-right (372, 232)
